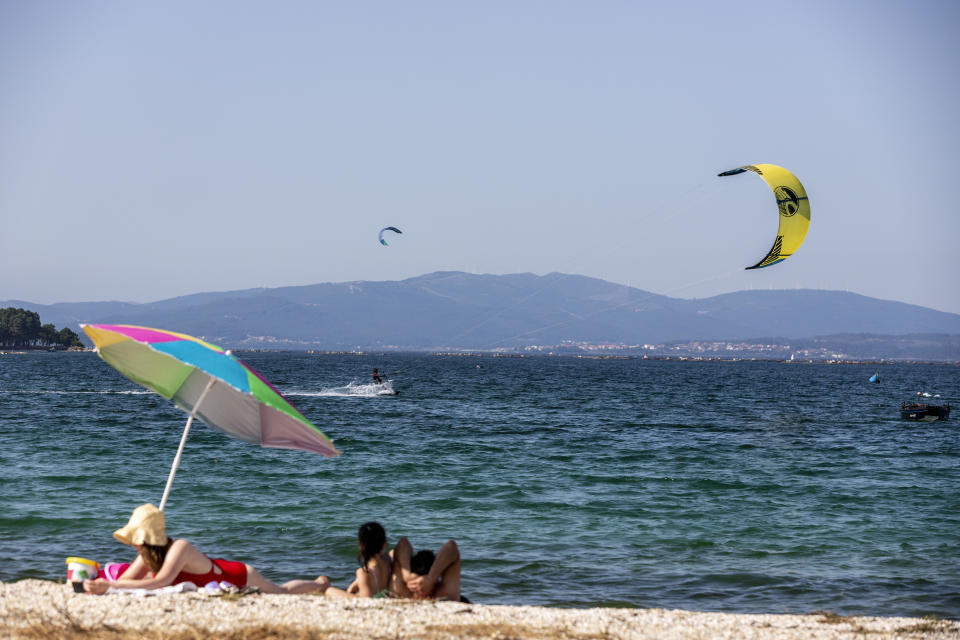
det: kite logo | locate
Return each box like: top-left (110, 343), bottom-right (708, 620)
top-left (759, 235), bottom-right (784, 266)
top-left (775, 186), bottom-right (801, 216)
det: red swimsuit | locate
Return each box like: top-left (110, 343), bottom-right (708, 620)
top-left (172, 558), bottom-right (248, 587)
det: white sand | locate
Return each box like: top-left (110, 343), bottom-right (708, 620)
top-left (2, 580), bottom-right (957, 639)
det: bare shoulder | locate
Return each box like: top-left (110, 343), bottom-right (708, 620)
top-left (169, 538), bottom-right (203, 558)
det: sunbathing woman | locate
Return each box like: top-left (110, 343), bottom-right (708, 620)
top-left (84, 504), bottom-right (329, 595)
top-left (323, 521), bottom-right (392, 598)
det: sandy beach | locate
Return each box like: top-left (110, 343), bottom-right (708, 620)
top-left (2, 580), bottom-right (957, 639)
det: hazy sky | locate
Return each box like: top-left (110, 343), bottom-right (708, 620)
top-left (2, 1), bottom-right (958, 313)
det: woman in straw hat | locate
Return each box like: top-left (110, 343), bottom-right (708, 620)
top-left (84, 504), bottom-right (330, 595)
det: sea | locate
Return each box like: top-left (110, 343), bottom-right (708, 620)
top-left (1, 351), bottom-right (957, 618)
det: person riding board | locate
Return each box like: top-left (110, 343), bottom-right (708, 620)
top-left (372, 369), bottom-right (384, 384)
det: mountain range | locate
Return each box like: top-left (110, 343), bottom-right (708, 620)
top-left (5, 271), bottom-right (960, 355)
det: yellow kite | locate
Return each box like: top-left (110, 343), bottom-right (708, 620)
top-left (718, 164), bottom-right (810, 269)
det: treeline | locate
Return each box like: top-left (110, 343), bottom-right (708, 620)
top-left (0, 308), bottom-right (84, 349)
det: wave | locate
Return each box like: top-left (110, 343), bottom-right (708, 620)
top-left (0, 390), bottom-right (152, 395)
top-left (286, 380), bottom-right (397, 397)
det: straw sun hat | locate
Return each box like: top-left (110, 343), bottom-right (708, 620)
top-left (113, 504), bottom-right (169, 546)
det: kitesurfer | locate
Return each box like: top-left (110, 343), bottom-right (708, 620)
top-left (372, 369), bottom-right (383, 384)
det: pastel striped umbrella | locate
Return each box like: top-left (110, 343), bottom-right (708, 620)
top-left (81, 324), bottom-right (340, 510)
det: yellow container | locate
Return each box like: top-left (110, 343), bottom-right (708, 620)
top-left (65, 557), bottom-right (100, 583)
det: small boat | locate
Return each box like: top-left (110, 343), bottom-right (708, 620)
top-left (868, 372), bottom-right (879, 383)
top-left (900, 399), bottom-right (950, 421)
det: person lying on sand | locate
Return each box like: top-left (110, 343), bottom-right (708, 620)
top-left (321, 523), bottom-right (463, 601)
top-left (83, 504), bottom-right (329, 595)
top-left (390, 536), bottom-right (463, 601)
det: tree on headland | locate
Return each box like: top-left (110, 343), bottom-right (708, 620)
top-left (0, 308), bottom-right (84, 349)
top-left (58, 327), bottom-right (82, 347)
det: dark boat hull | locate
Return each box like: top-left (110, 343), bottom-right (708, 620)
top-left (900, 403), bottom-right (951, 421)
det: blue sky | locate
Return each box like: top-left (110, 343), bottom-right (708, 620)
top-left (2, 1), bottom-right (958, 314)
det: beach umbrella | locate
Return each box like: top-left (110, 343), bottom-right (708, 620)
top-left (80, 324), bottom-right (340, 510)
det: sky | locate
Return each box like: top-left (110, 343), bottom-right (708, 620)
top-left (2, 1), bottom-right (958, 314)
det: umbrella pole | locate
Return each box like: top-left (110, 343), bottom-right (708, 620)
top-left (159, 378), bottom-right (217, 511)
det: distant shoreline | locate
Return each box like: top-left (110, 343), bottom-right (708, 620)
top-left (0, 347), bottom-right (88, 354)
top-left (302, 350), bottom-right (960, 365)
top-left (3, 348), bottom-right (956, 365)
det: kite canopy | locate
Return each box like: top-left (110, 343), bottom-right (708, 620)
top-left (378, 226), bottom-right (402, 246)
top-left (718, 164), bottom-right (810, 270)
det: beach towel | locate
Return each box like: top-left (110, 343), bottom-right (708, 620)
top-left (105, 582), bottom-right (198, 596)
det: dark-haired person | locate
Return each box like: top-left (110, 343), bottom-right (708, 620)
top-left (324, 521), bottom-right (392, 598)
top-left (390, 537), bottom-right (462, 601)
top-left (83, 504), bottom-right (328, 595)
top-left (372, 369), bottom-right (383, 384)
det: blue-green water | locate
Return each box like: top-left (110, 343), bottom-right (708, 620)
top-left (1, 352), bottom-right (957, 618)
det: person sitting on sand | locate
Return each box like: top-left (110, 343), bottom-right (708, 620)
top-left (323, 521), bottom-right (392, 598)
top-left (84, 504), bottom-right (329, 595)
top-left (390, 536), bottom-right (463, 601)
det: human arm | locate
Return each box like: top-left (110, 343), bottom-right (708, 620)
top-left (117, 554), bottom-right (150, 580)
top-left (390, 537), bottom-right (415, 598)
top-left (353, 567), bottom-right (378, 597)
top-left (84, 553), bottom-right (151, 594)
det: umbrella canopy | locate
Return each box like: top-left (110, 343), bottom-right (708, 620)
top-left (81, 324), bottom-right (340, 508)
